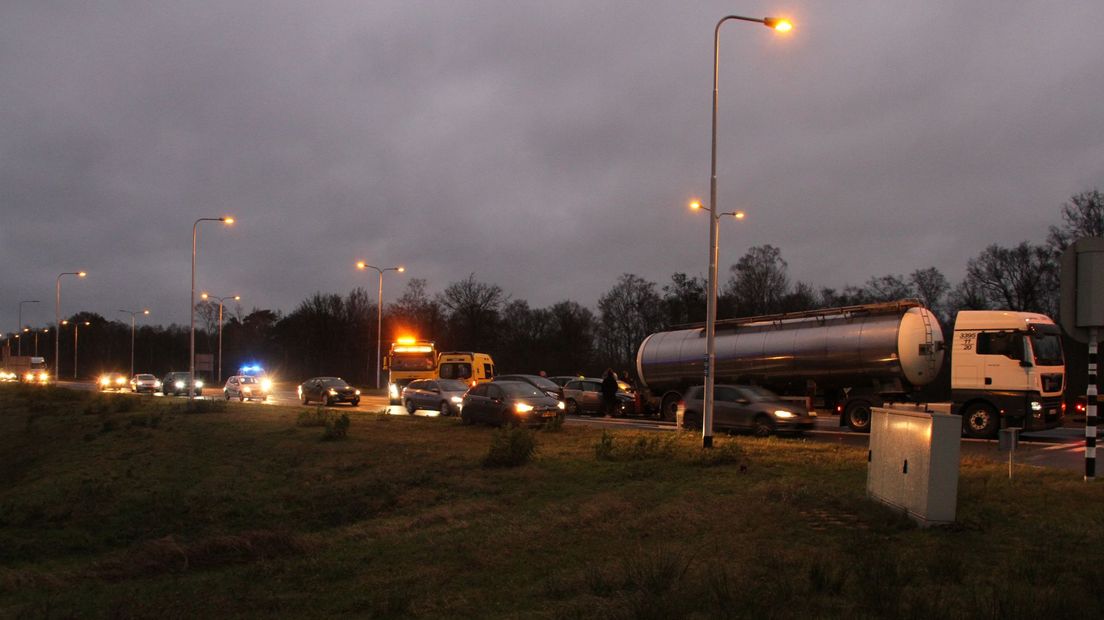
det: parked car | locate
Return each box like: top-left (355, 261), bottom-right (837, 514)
top-left (460, 380), bottom-right (564, 427)
top-left (223, 375), bottom-right (270, 402)
top-left (548, 376), bottom-right (579, 387)
top-left (401, 379), bottom-right (468, 415)
top-left (130, 373), bottom-right (161, 394)
top-left (561, 378), bottom-right (636, 416)
top-left (162, 371), bottom-right (204, 396)
top-left (99, 372), bottom-right (129, 392)
top-left (494, 374), bottom-right (563, 400)
top-left (298, 377), bottom-right (361, 406)
top-left (677, 384), bottom-right (815, 437)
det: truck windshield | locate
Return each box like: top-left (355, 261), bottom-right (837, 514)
top-left (392, 354), bottom-right (435, 371)
top-left (1030, 328), bottom-right (1063, 366)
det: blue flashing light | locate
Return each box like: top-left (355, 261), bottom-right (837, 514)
top-left (239, 364), bottom-right (265, 375)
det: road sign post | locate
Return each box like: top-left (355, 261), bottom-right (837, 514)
top-left (1059, 238), bottom-right (1104, 481)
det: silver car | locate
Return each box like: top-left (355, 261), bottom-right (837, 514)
top-left (130, 373), bottom-right (161, 394)
top-left (223, 375), bottom-right (270, 401)
top-left (677, 384), bottom-right (815, 437)
top-left (401, 379), bottom-right (468, 415)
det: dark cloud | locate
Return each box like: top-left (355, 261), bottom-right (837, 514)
top-left (3, 1), bottom-right (1103, 331)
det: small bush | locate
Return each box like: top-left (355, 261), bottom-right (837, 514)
top-left (322, 413), bottom-right (350, 441)
top-left (595, 430), bottom-right (615, 460)
top-left (541, 413), bottom-right (565, 433)
top-left (482, 426), bottom-right (537, 468)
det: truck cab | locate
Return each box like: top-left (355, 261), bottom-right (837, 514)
top-left (951, 311), bottom-right (1065, 437)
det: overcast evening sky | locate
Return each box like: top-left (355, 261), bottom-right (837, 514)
top-left (2, 1), bottom-right (1103, 331)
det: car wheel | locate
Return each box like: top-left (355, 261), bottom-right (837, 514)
top-left (224, 390), bottom-right (230, 401)
top-left (460, 409), bottom-right (473, 425)
top-left (351, 398), bottom-right (360, 407)
top-left (845, 401), bottom-right (873, 433)
top-left (963, 403), bottom-right (999, 439)
top-left (238, 393), bottom-right (245, 402)
top-left (302, 394), bottom-right (310, 405)
top-left (439, 400), bottom-right (451, 416)
top-left (752, 414), bottom-right (774, 438)
top-left (323, 395), bottom-right (332, 407)
top-left (405, 399), bottom-right (417, 414)
top-left (565, 399), bottom-right (579, 416)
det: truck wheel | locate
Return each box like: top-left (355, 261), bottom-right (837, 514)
top-left (845, 401), bottom-right (873, 433)
top-left (660, 393), bottom-right (680, 422)
top-left (963, 403), bottom-right (998, 438)
top-left (752, 414), bottom-right (774, 438)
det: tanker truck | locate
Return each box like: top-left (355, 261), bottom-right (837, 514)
top-left (635, 301), bottom-right (1066, 438)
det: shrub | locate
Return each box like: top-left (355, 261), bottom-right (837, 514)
top-left (541, 413), bottom-right (565, 433)
top-left (322, 413), bottom-right (350, 441)
top-left (595, 430), bottom-right (615, 460)
top-left (482, 426), bottom-right (537, 468)
top-left (184, 399), bottom-right (226, 414)
top-left (595, 431), bottom-right (676, 462)
top-left (296, 408), bottom-right (330, 427)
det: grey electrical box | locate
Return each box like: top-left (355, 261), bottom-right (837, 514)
top-left (1060, 237), bottom-right (1104, 343)
top-left (867, 405), bottom-right (961, 527)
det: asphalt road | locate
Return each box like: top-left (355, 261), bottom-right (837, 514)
top-left (53, 380), bottom-right (1097, 474)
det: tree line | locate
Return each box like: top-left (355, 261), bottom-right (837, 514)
top-left (15, 189), bottom-right (1103, 385)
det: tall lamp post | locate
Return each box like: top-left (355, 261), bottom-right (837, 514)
top-left (56, 271), bottom-right (87, 378)
top-left (61, 320), bottom-right (91, 379)
top-left (26, 327), bottom-right (49, 356)
top-left (355, 261), bottom-right (405, 389)
top-left (699, 14), bottom-right (791, 448)
top-left (200, 293), bottom-right (240, 384)
top-left (17, 300), bottom-right (39, 356)
top-left (118, 308), bottom-right (150, 377)
top-left (190, 216), bottom-right (235, 397)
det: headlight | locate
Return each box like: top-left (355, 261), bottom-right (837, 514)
top-left (389, 384), bottom-right (399, 398)
top-left (116, 377), bottom-right (126, 384)
top-left (557, 401), bottom-right (566, 410)
top-left (297, 386), bottom-right (302, 397)
top-left (175, 381), bottom-right (185, 389)
top-left (355, 389), bottom-right (361, 395)
top-left (451, 396), bottom-right (463, 404)
top-left (155, 380), bottom-right (162, 388)
top-left (774, 410), bottom-right (796, 418)
top-left (514, 403), bottom-right (534, 414)
top-left (100, 377), bottom-right (110, 385)
top-left (1030, 401), bottom-right (1042, 411)
top-left (243, 386), bottom-right (252, 393)
top-left (260, 378), bottom-right (272, 391)
top-left (195, 380), bottom-right (204, 388)
top-left (39, 373), bottom-right (49, 381)
top-left (25, 373), bottom-right (35, 381)
top-left (328, 388), bottom-right (338, 396)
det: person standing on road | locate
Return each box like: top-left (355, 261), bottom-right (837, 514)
top-left (601, 368), bottom-right (618, 418)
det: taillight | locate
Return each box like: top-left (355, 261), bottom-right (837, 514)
top-left (836, 404), bottom-right (843, 413)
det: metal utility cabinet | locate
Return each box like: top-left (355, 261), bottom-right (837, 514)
top-left (867, 406), bottom-right (961, 526)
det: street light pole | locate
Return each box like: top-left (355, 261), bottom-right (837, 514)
top-left (201, 293), bottom-right (240, 384)
top-left (118, 309), bottom-right (149, 377)
top-left (190, 216), bottom-right (234, 398)
top-left (701, 14), bottom-right (791, 448)
top-left (17, 300), bottom-right (39, 356)
top-left (55, 271), bottom-right (86, 378)
top-left (62, 320), bottom-right (91, 379)
top-left (356, 262), bottom-right (405, 389)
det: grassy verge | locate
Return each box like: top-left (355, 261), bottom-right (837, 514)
top-left (1, 384), bottom-right (1102, 618)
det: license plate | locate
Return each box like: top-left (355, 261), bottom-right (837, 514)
top-left (541, 411), bottom-right (556, 417)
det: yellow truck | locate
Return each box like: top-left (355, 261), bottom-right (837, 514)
top-left (384, 338), bottom-right (438, 405)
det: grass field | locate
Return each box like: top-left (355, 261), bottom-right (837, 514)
top-left (1, 384), bottom-right (1102, 619)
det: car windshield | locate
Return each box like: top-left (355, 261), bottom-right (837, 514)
top-left (507, 376), bottom-right (558, 390)
top-left (501, 382), bottom-right (544, 398)
top-left (239, 377), bottom-right (257, 384)
top-left (1030, 327), bottom-right (1064, 366)
top-left (321, 378), bottom-right (349, 388)
top-left (438, 380), bottom-right (467, 391)
top-left (741, 386), bottom-right (780, 402)
top-left (137, 374), bottom-right (154, 380)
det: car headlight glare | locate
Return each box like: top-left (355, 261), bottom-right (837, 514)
top-left (1030, 401), bottom-right (1043, 411)
top-left (175, 381), bottom-right (185, 389)
top-left (100, 377), bottom-right (110, 385)
top-left (116, 377), bottom-right (125, 384)
top-left (514, 403), bottom-right (534, 414)
top-left (243, 386), bottom-right (252, 393)
top-left (260, 378), bottom-right (273, 391)
top-left (195, 380), bottom-right (204, 388)
top-left (774, 410), bottom-right (796, 418)
top-left (355, 389), bottom-right (361, 395)
top-left (328, 388), bottom-right (338, 396)
top-left (557, 401), bottom-right (566, 410)
top-left (451, 396), bottom-right (463, 404)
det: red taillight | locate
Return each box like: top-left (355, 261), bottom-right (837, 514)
top-left (836, 404), bottom-right (843, 413)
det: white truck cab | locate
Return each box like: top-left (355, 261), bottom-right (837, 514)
top-left (951, 311), bottom-right (1065, 437)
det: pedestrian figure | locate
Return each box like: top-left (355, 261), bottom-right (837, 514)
top-left (601, 368), bottom-right (619, 418)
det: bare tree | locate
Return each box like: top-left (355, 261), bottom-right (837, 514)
top-left (437, 273), bottom-right (507, 352)
top-left (597, 274), bottom-right (665, 369)
top-left (1048, 188), bottom-right (1104, 252)
top-left (909, 267), bottom-right (950, 319)
top-left (724, 245), bottom-right (790, 316)
top-left (863, 274), bottom-right (913, 303)
top-left (964, 242), bottom-right (1058, 316)
top-left (662, 272), bottom-right (707, 326)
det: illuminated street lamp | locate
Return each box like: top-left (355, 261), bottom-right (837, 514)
top-left (61, 320), bottom-right (92, 379)
top-left (55, 271), bottom-right (87, 377)
top-left (201, 292), bottom-right (240, 384)
top-left (16, 300), bottom-right (39, 356)
top-left (356, 261), bottom-right (405, 390)
top-left (118, 308), bottom-right (150, 377)
top-left (698, 14), bottom-right (791, 448)
top-left (26, 327), bottom-right (49, 356)
top-left (190, 216), bottom-right (235, 397)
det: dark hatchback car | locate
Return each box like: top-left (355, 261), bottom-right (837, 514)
top-left (162, 371), bottom-right (204, 396)
top-left (494, 374), bottom-right (563, 400)
top-left (401, 378), bottom-right (468, 416)
top-left (678, 384), bottom-right (815, 437)
top-left (460, 380), bottom-right (565, 427)
top-left (298, 377), bottom-right (361, 406)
